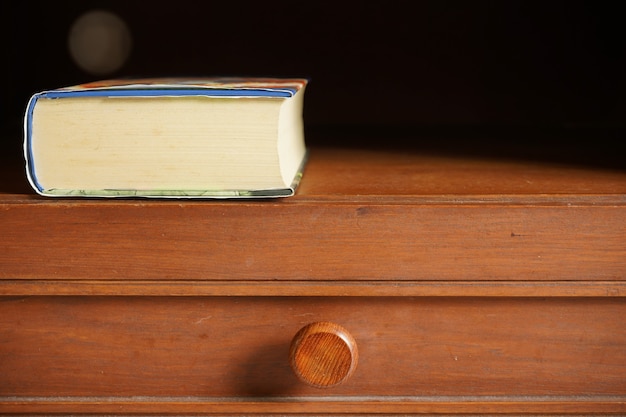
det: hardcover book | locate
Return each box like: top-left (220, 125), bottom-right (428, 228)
top-left (24, 77), bottom-right (308, 198)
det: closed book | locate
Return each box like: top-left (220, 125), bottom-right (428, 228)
top-left (24, 77), bottom-right (308, 198)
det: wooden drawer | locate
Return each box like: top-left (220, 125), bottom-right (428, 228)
top-left (1, 296), bottom-right (625, 414)
top-left (2, 144), bottom-right (626, 415)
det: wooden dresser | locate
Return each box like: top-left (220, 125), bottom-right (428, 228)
top-left (1, 133), bottom-right (625, 415)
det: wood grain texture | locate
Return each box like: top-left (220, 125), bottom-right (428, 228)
top-left (1, 148), bottom-right (625, 283)
top-left (1, 396), bottom-right (625, 415)
top-left (1, 279), bottom-right (626, 297)
top-left (1, 144), bottom-right (625, 415)
top-left (290, 321), bottom-right (358, 388)
top-left (1, 296), bottom-right (624, 399)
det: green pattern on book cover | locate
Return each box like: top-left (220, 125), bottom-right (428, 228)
top-left (38, 157), bottom-right (306, 199)
top-left (40, 187), bottom-right (295, 198)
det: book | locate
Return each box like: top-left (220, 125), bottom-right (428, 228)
top-left (24, 77), bottom-right (308, 198)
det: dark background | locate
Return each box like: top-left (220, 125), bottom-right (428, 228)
top-left (4, 0), bottom-right (625, 162)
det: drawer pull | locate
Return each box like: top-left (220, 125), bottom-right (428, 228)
top-left (289, 321), bottom-right (358, 388)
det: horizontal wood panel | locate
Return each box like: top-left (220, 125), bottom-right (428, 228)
top-left (1, 203), bottom-right (624, 281)
top-left (1, 396), bottom-right (625, 415)
top-left (0, 204), bottom-right (626, 280)
top-left (1, 280), bottom-right (626, 297)
top-left (2, 147), bottom-right (625, 282)
top-left (298, 147), bottom-right (626, 197)
top-left (2, 296), bottom-right (624, 400)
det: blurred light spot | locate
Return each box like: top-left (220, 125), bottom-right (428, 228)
top-left (68, 10), bottom-right (132, 75)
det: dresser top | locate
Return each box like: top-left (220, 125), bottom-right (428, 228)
top-left (1, 131), bottom-right (625, 294)
top-left (2, 141), bottom-right (626, 204)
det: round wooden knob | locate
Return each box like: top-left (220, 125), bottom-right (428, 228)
top-left (289, 321), bottom-right (358, 388)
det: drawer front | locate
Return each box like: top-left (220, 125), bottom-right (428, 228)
top-left (1, 296), bottom-right (625, 414)
top-left (3, 203), bottom-right (625, 282)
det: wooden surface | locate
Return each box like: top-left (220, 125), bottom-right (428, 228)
top-left (1, 296), bottom-right (625, 414)
top-left (290, 321), bottom-right (358, 388)
top-left (1, 146), bottom-right (625, 289)
top-left (1, 140), bottom-right (625, 415)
